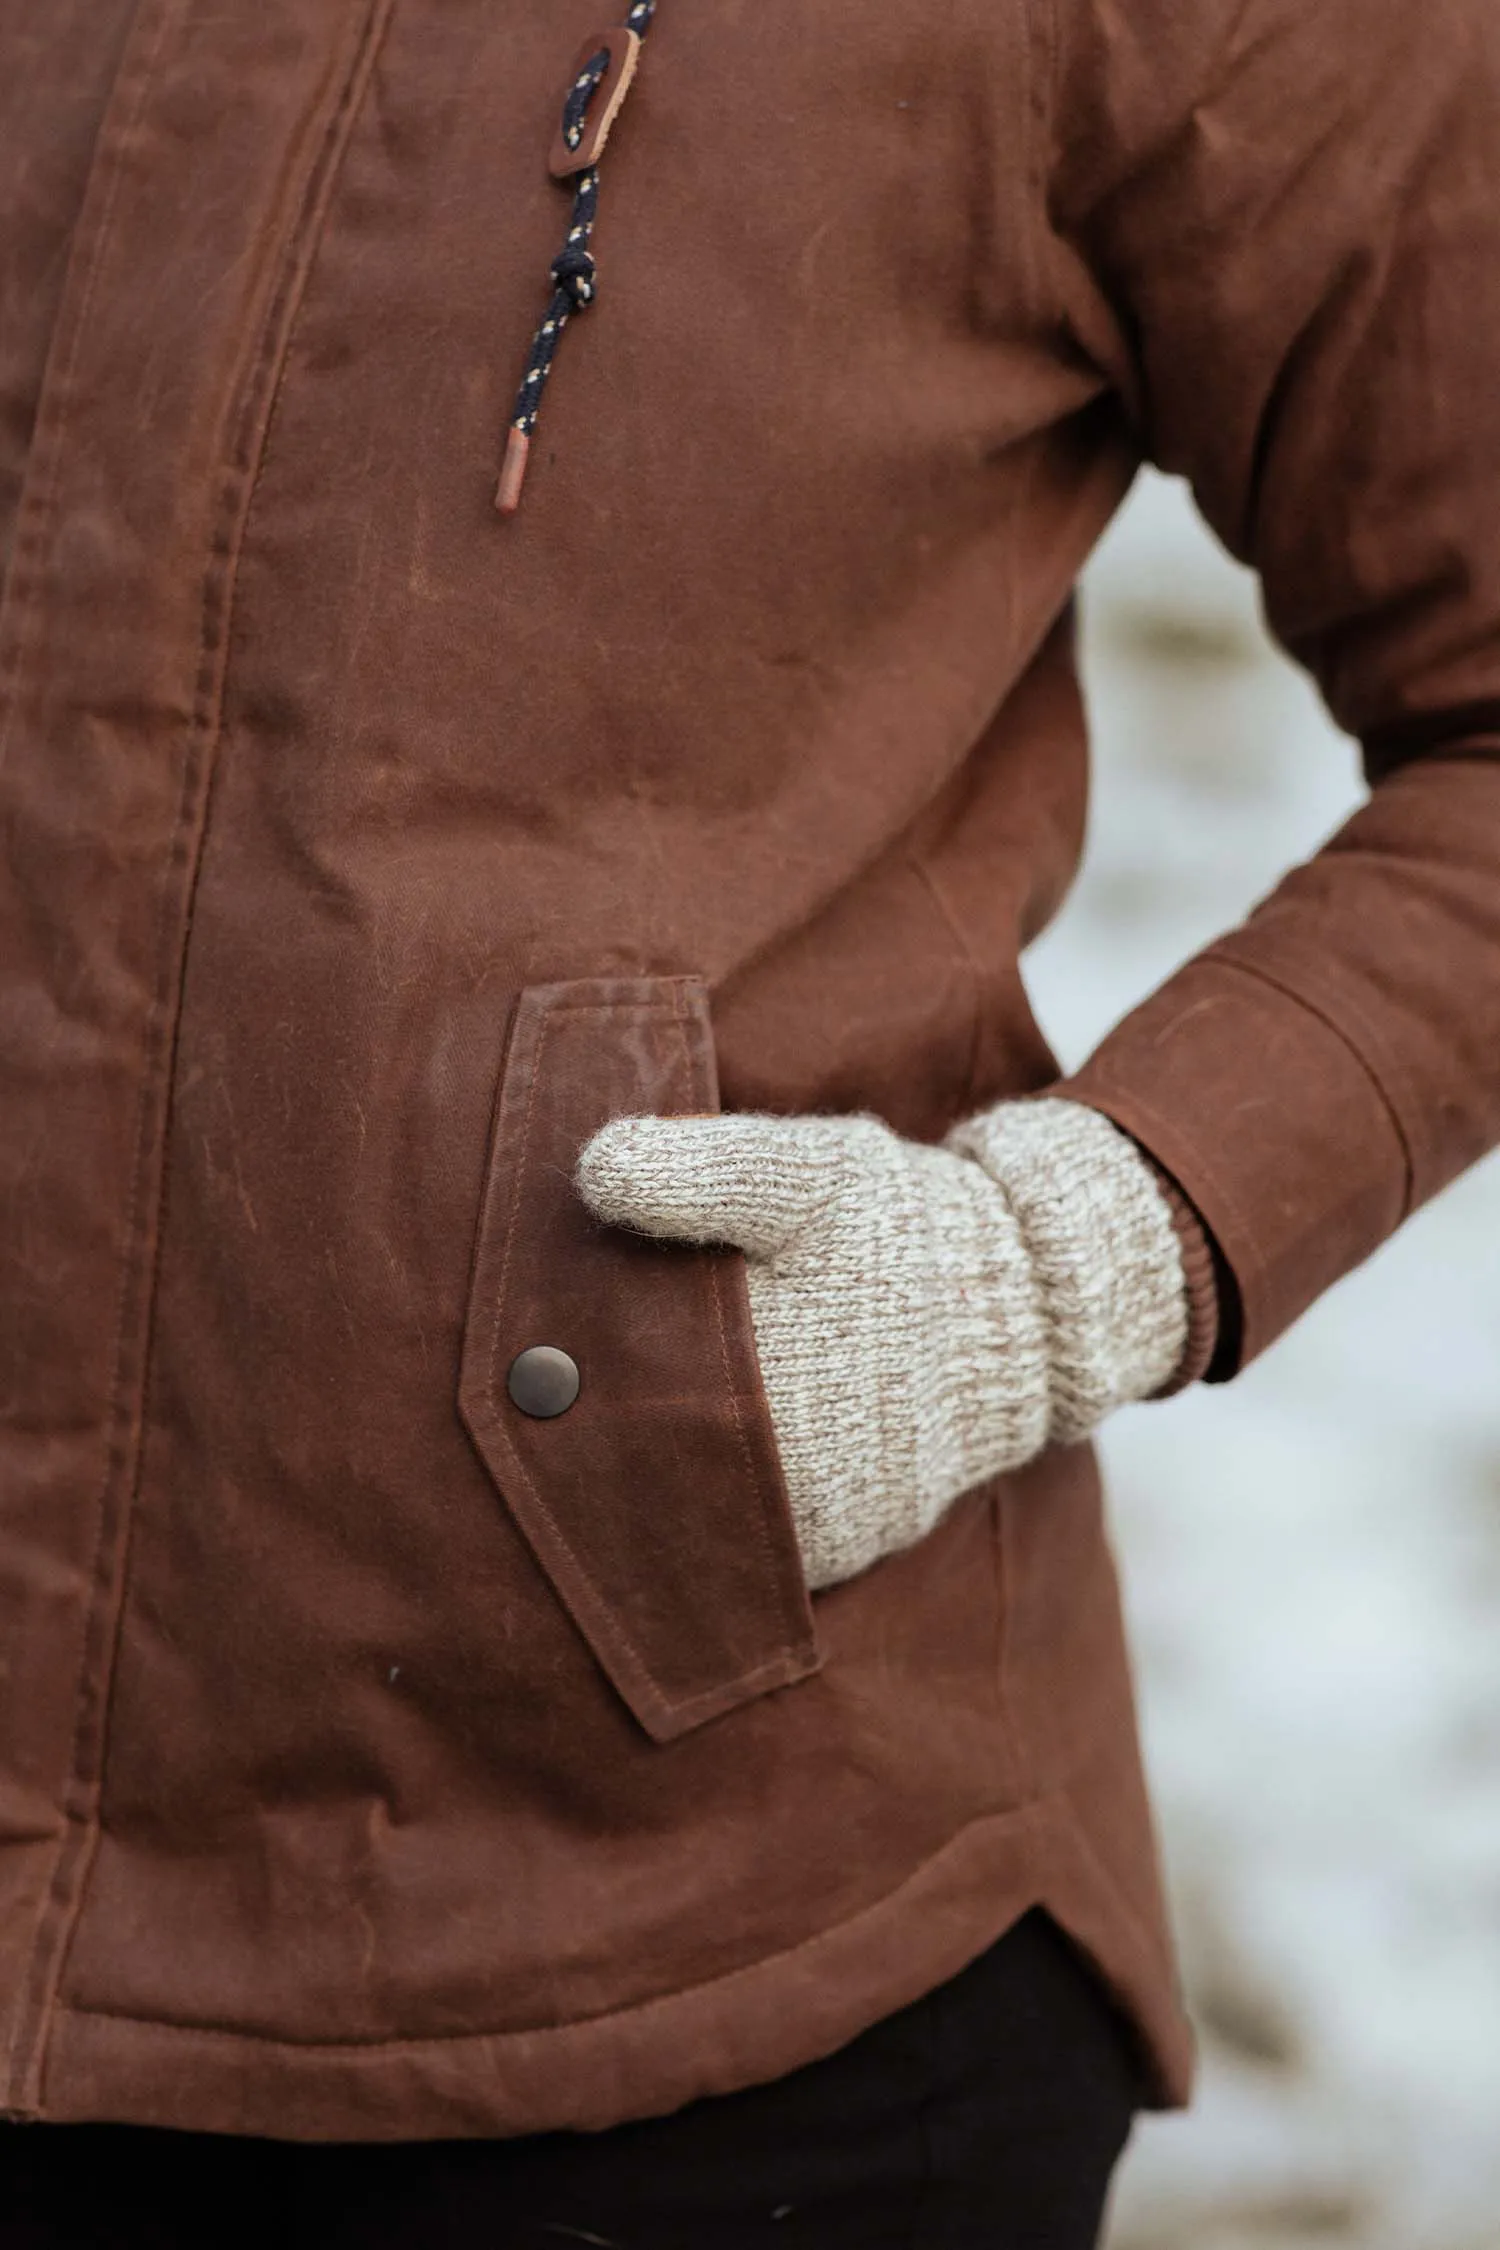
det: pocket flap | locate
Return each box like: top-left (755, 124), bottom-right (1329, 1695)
top-left (459, 978), bottom-right (820, 1742)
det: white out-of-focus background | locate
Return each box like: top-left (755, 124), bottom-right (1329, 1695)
top-left (1024, 472), bottom-right (1500, 2250)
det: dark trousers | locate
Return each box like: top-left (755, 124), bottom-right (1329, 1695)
top-left (0, 1911), bottom-right (1146, 2249)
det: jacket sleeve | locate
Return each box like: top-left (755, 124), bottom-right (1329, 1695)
top-left (1043, 0), bottom-right (1500, 1371)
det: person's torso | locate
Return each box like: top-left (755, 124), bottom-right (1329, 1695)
top-left (0, 0), bottom-right (1184, 2137)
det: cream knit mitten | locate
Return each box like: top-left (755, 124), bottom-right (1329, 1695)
top-left (576, 1099), bottom-right (1188, 1592)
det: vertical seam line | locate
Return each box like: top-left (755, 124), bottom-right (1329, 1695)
top-left (0, 0), bottom-right (166, 772)
top-left (0, 0), bottom-right (181, 2107)
top-left (11, 0), bottom-right (398, 2117)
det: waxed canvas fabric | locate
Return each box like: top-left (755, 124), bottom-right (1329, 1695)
top-left (1, 0), bottom-right (1498, 2142)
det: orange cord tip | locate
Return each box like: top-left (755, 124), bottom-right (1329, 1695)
top-left (495, 427), bottom-right (531, 516)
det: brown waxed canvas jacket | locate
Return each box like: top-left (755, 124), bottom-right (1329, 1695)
top-left (2, 0), bottom-right (1499, 2143)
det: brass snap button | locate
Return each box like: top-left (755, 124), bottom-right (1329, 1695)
top-left (507, 1345), bottom-right (581, 1419)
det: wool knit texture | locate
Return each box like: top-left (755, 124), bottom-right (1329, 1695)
top-left (576, 1098), bottom-right (1189, 1591)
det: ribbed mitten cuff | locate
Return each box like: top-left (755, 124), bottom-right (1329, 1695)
top-left (1137, 1153), bottom-right (1222, 1394)
top-left (945, 1099), bottom-right (1190, 1446)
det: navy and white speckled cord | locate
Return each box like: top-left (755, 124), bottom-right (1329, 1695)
top-left (496, 0), bottom-right (658, 514)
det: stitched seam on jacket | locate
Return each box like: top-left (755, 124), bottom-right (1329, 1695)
top-left (52, 1799), bottom-right (1062, 2054)
top-left (0, 20), bottom-right (158, 757)
top-left (0, 0), bottom-right (175, 2113)
top-left (16, 0), bottom-right (399, 2119)
top-left (478, 995), bottom-right (803, 1727)
top-left (1204, 942), bottom-right (1418, 1218)
top-left (1070, 935), bottom-right (1417, 1307)
top-left (484, 995), bottom-right (553, 1414)
top-left (480, 1002), bottom-right (670, 1705)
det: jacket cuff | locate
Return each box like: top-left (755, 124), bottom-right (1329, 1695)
top-left (1052, 951), bottom-right (1409, 1377)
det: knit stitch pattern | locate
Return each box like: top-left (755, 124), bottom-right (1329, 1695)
top-left (576, 1099), bottom-right (1187, 1591)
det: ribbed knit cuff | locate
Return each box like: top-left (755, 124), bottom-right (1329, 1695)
top-left (1138, 1154), bottom-right (1222, 1395)
top-left (947, 1099), bottom-right (1191, 1445)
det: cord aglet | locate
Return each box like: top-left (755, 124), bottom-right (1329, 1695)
top-left (495, 427), bottom-right (531, 515)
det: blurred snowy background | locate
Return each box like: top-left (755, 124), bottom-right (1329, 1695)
top-left (1025, 473), bottom-right (1500, 2250)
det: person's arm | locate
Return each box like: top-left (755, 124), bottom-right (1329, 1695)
top-left (1045, 0), bottom-right (1500, 1370)
top-left (578, 1100), bottom-right (1197, 1589)
top-left (577, 0), bottom-right (1500, 1594)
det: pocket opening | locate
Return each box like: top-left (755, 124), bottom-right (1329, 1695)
top-left (458, 977), bottom-right (820, 1742)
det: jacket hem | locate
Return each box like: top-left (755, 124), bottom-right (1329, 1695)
top-left (34, 1795), bottom-right (1193, 2140)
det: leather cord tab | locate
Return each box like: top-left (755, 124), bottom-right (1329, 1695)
top-left (548, 27), bottom-right (642, 178)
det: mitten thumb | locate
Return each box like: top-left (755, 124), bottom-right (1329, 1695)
top-left (576, 1112), bottom-right (844, 1258)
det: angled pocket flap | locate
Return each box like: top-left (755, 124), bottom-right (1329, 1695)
top-left (459, 978), bottom-right (820, 1742)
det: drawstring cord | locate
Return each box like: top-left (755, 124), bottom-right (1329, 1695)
top-left (496, 1), bottom-right (659, 515)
